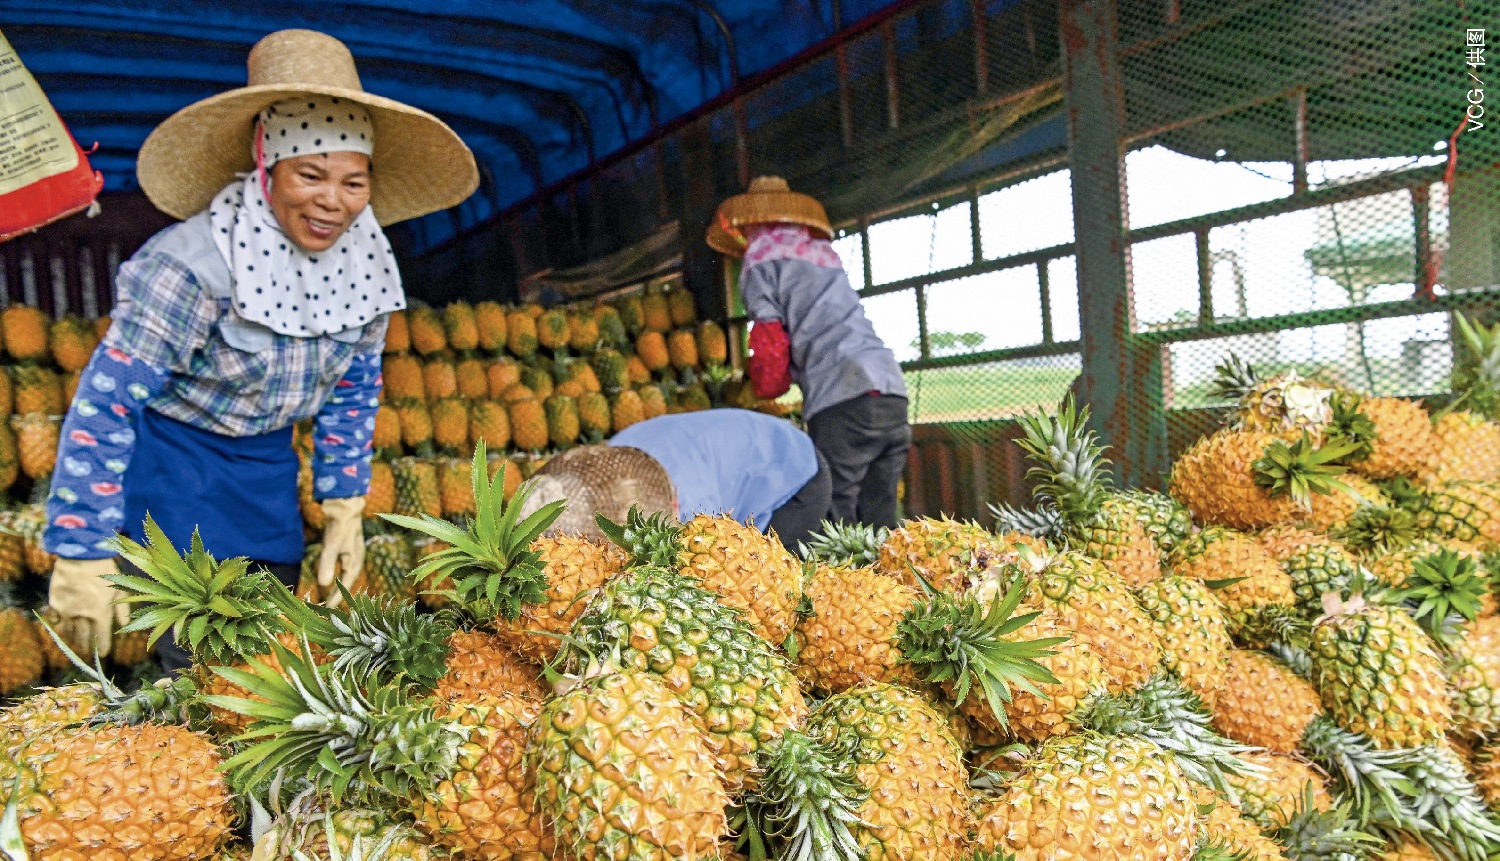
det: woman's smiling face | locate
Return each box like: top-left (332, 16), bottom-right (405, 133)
top-left (268, 151), bottom-right (372, 252)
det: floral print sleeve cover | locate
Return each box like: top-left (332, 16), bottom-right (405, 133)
top-left (44, 346), bottom-right (171, 559)
top-left (312, 351), bottom-right (382, 501)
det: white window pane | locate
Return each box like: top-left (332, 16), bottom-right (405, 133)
top-left (832, 231), bottom-right (866, 291)
top-left (1048, 256), bottom-right (1081, 343)
top-left (925, 268), bottom-right (1043, 355)
top-left (979, 170), bottom-right (1074, 259)
top-left (861, 290), bottom-right (921, 363)
top-left (867, 202), bottom-right (973, 285)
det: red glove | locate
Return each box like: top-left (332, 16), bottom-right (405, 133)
top-left (747, 320), bottom-right (792, 400)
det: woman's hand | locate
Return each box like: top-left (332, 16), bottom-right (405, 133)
top-left (317, 497), bottom-right (366, 608)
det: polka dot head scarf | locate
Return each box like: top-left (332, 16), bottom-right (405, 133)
top-left (207, 96), bottom-right (403, 338)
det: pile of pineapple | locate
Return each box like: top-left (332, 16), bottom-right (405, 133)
top-left (10, 316), bottom-right (1500, 861)
top-left (296, 284), bottom-right (791, 534)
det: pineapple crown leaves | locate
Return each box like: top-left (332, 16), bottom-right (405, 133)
top-left (1070, 674), bottom-right (1262, 799)
top-left (987, 502), bottom-right (1067, 543)
top-left (739, 728), bottom-right (869, 861)
top-left (1271, 784), bottom-right (1382, 861)
top-left (799, 520), bottom-right (888, 569)
top-left (594, 505), bottom-right (683, 568)
top-left (894, 573), bottom-right (1065, 732)
top-left (34, 615), bottom-right (205, 728)
top-left (1392, 550), bottom-right (1487, 643)
top-left (1446, 312), bottom-right (1500, 421)
top-left (1014, 396), bottom-right (1115, 523)
top-left (1297, 716), bottom-right (1420, 831)
top-left (1322, 392), bottom-right (1376, 465)
top-left (380, 441), bottom-right (564, 625)
top-left (964, 852), bottom-right (1019, 861)
top-left (1337, 505), bottom-right (1420, 556)
top-left (1252, 434), bottom-right (1360, 510)
top-left (208, 635), bottom-right (465, 810)
top-left (105, 517), bottom-right (295, 666)
top-left (1379, 476), bottom-right (1429, 514)
top-left (294, 589), bottom-right (456, 691)
top-left (1210, 353), bottom-right (1261, 404)
top-left (1237, 605), bottom-right (1314, 657)
top-left (1189, 838), bottom-right (1253, 861)
top-left (1397, 744), bottom-right (1500, 861)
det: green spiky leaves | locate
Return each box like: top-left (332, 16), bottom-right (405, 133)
top-left (895, 574), bottom-right (1063, 731)
top-left (35, 615), bottom-right (205, 728)
top-left (1271, 785), bottom-right (1381, 861)
top-left (1338, 505), bottom-right (1420, 556)
top-left (1448, 312), bottom-right (1500, 421)
top-left (800, 520), bottom-right (888, 568)
top-left (988, 502), bottom-right (1067, 543)
top-left (1394, 550), bottom-right (1487, 643)
top-left (1210, 353), bottom-right (1261, 404)
top-left (297, 589), bottom-right (455, 691)
top-left (595, 505), bottom-right (684, 568)
top-left (1014, 397), bottom-right (1114, 525)
top-left (1324, 392), bottom-right (1376, 465)
top-left (1252, 434), bottom-right (1360, 510)
top-left (381, 441), bottom-right (564, 624)
top-left (105, 517), bottom-right (297, 666)
top-left (739, 729), bottom-right (868, 861)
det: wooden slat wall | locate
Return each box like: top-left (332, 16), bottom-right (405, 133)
top-left (0, 194), bottom-right (174, 320)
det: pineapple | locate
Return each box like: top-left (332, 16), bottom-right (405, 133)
top-left (474, 300), bottom-right (508, 353)
top-left (434, 628), bottom-right (547, 703)
top-left (442, 301), bottom-right (480, 352)
top-left (1447, 614), bottom-right (1500, 738)
top-left (666, 286), bottom-right (696, 327)
top-left (1301, 473), bottom-right (1389, 533)
top-left (0, 523), bottom-right (21, 583)
top-left (1224, 751), bottom-right (1332, 829)
top-left (506, 310), bottom-right (537, 359)
top-left (0, 592), bottom-right (43, 695)
top-left (615, 293), bottom-right (646, 335)
top-left (529, 670), bottom-right (728, 860)
top-left (423, 356), bottom-right (458, 401)
top-left (14, 503), bottom-right (55, 574)
top-left (793, 564), bottom-right (921, 693)
top-left (1171, 429), bottom-right (1355, 530)
top-left (255, 803), bottom-right (444, 861)
top-left (12, 413), bottom-right (59, 478)
top-left (636, 330), bottom-right (669, 372)
top-left (667, 328), bottom-right (699, 370)
top-left (535, 308), bottom-right (569, 353)
top-left (626, 355), bottom-right (652, 386)
top-left (1111, 488), bottom-right (1194, 554)
top-left (429, 397), bottom-right (469, 453)
top-left (576, 390), bottom-right (610, 442)
top-left (0, 722), bottom-right (235, 859)
top-left (0, 367), bottom-right (13, 416)
top-left (995, 400), bottom-right (1162, 586)
top-left (3, 305), bottom-right (50, 361)
top-left (1389, 478), bottom-right (1500, 546)
top-left (876, 516), bottom-right (1009, 593)
top-left (1430, 411), bottom-right (1500, 485)
top-left (543, 394), bottom-right (579, 448)
top-left (0, 684), bottom-right (103, 754)
top-left (637, 382), bottom-right (667, 418)
top-left (1169, 527), bottom-right (1296, 641)
top-left (469, 399), bottom-right (511, 450)
top-left (594, 303), bottom-right (628, 349)
top-left (1209, 649), bottom-right (1324, 753)
top-left (384, 308), bottom-right (411, 353)
top-left (0, 422), bottom-right (16, 491)
top-left (1354, 398), bottom-right (1439, 480)
top-left (383, 353), bottom-right (426, 401)
top-left (1199, 796), bottom-right (1291, 861)
top-left (565, 564), bottom-right (807, 789)
top-left (492, 535), bottom-right (626, 664)
top-left (641, 289), bottom-right (672, 333)
top-left (392, 457), bottom-right (442, 519)
top-left (519, 365), bottom-right (554, 399)
top-left (602, 510), bottom-right (806, 646)
top-left (697, 320), bottom-right (728, 367)
top-left (455, 356), bottom-right (488, 399)
top-left (50, 316), bottom-right (98, 372)
top-left (1134, 575), bottom-right (1233, 708)
top-left (12, 364), bottom-right (64, 414)
top-left (590, 347), bottom-right (630, 393)
top-left (372, 404), bottom-right (402, 451)
top-left (361, 531), bottom-right (415, 602)
top-left (435, 456), bottom-right (476, 519)
top-left (487, 357), bottom-right (523, 398)
top-left (407, 304), bottom-right (448, 355)
top-left (611, 389), bottom-right (645, 432)
top-left (509, 400), bottom-right (549, 452)
top-left (1281, 536), bottom-right (1363, 612)
top-left (1256, 523), bottom-right (1327, 562)
top-left (395, 401), bottom-right (433, 452)
top-left (1308, 593), bottom-right (1451, 749)
top-left (805, 684), bottom-right (972, 861)
top-left (972, 734), bottom-right (1198, 861)
top-left (961, 607), bottom-right (1106, 741)
top-left (567, 308), bottom-right (599, 351)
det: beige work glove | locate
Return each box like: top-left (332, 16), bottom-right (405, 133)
top-left (317, 497), bottom-right (366, 608)
top-left (48, 557), bottom-right (131, 660)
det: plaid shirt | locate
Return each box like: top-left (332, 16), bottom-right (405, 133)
top-left (44, 222), bottom-right (385, 559)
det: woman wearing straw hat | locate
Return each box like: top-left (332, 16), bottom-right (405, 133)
top-left (709, 177), bottom-right (910, 531)
top-left (41, 29), bottom-right (477, 667)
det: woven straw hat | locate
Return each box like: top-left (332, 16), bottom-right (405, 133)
top-left (136, 29), bottom-right (478, 226)
top-left (707, 176), bottom-right (833, 256)
top-left (515, 445), bottom-right (677, 541)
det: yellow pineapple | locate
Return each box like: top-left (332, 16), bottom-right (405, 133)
top-left (1354, 397), bottom-right (1439, 480)
top-left (1134, 574), bottom-right (1232, 708)
top-left (0, 601), bottom-right (43, 695)
top-left (474, 301), bottom-right (507, 353)
top-left (1429, 411), bottom-right (1500, 484)
top-left (697, 320), bottom-right (728, 366)
top-left (576, 390), bottom-right (610, 441)
top-left (12, 364), bottom-right (64, 415)
top-left (422, 356), bottom-right (458, 401)
top-left (567, 308), bottom-right (600, 352)
top-left (509, 399), bottom-right (549, 452)
top-left (1210, 649), bottom-right (1324, 753)
top-left (442, 301), bottom-right (479, 352)
top-left (637, 383), bottom-right (667, 418)
top-left (454, 356), bottom-right (488, 399)
top-left (1223, 751), bottom-right (1332, 829)
top-left (436, 456), bottom-right (477, 519)
top-left (626, 354), bottom-right (652, 385)
top-left (396, 401), bottom-right (433, 451)
top-left (495, 535), bottom-right (626, 664)
top-left (11, 413), bottom-right (59, 479)
top-left (1301, 472), bottom-right (1389, 533)
top-left (666, 286), bottom-right (696, 327)
top-left (506, 310), bottom-right (537, 359)
top-left (1169, 526), bottom-right (1296, 640)
top-left (486, 358), bottom-right (523, 400)
top-left (667, 328), bottom-right (699, 370)
top-left (392, 457), bottom-right (442, 519)
top-left (434, 629), bottom-right (548, 703)
top-left (382, 353), bottom-right (426, 402)
top-left (793, 565), bottom-right (921, 693)
top-left (429, 397), bottom-right (470, 454)
top-left (1171, 428), bottom-right (1302, 529)
top-left (3, 305), bottom-right (49, 361)
top-left (635, 330), bottom-right (669, 372)
top-left (407, 304), bottom-right (447, 355)
top-left (535, 309), bottom-right (569, 353)
top-left (49, 316), bottom-right (98, 373)
top-left (543, 394), bottom-right (579, 448)
top-left (468, 400), bottom-right (511, 451)
top-left (365, 460), bottom-right (396, 517)
top-left (383, 308), bottom-right (410, 353)
top-left (876, 516), bottom-right (1010, 593)
top-left (611, 389), bottom-right (645, 432)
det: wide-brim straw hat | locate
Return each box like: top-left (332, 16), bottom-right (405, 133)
top-left (707, 176), bottom-right (833, 257)
top-left (514, 445), bottom-right (677, 541)
top-left (137, 29), bottom-right (478, 227)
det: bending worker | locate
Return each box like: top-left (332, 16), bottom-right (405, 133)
top-left (520, 408), bottom-right (832, 551)
top-left (42, 29), bottom-right (478, 666)
top-left (708, 177), bottom-right (910, 529)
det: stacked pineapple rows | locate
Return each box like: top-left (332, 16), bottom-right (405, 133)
top-left (10, 315), bottom-right (1500, 860)
top-left (297, 285), bottom-right (790, 534)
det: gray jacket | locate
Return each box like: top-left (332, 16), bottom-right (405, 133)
top-left (739, 258), bottom-right (906, 420)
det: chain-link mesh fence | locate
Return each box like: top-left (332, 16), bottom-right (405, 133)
top-left (487, 0), bottom-right (1495, 523)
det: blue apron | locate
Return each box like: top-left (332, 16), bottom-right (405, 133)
top-left (123, 408), bottom-right (304, 565)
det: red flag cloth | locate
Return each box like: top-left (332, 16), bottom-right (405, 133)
top-left (747, 319), bottom-right (793, 400)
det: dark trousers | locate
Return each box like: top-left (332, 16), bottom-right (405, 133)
top-left (769, 450), bottom-right (832, 554)
top-left (119, 557), bottom-right (301, 673)
top-left (807, 394), bottom-right (911, 530)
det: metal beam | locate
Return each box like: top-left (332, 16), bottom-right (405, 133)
top-left (1059, 0), bottom-right (1166, 488)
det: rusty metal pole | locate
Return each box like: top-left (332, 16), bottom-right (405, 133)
top-left (1059, 0), bottom-right (1167, 488)
top-left (836, 42), bottom-right (855, 147)
top-left (883, 21), bottom-right (900, 130)
top-left (1292, 87), bottom-right (1309, 195)
top-left (972, 0), bottom-right (989, 96)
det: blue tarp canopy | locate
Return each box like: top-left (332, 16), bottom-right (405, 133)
top-left (2, 0), bottom-right (901, 252)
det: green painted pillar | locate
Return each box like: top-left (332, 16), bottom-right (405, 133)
top-left (1058, 0), bottom-right (1168, 488)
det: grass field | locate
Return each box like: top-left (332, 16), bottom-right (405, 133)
top-left (905, 363), bottom-right (1080, 422)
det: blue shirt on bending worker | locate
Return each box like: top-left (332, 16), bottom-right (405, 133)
top-left (608, 409), bottom-right (830, 549)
